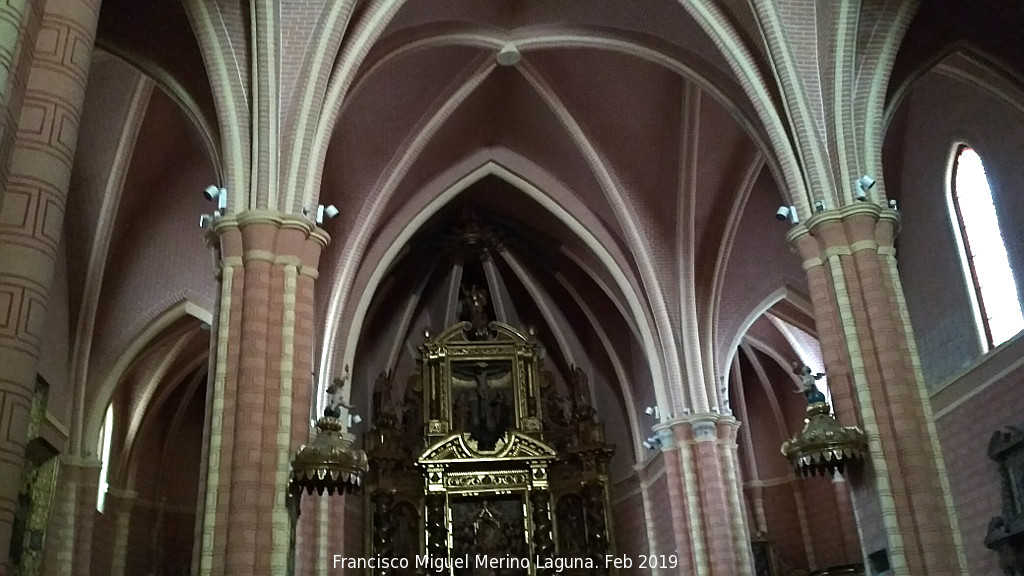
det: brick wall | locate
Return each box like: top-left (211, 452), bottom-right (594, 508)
top-left (933, 336), bottom-right (1024, 576)
top-left (90, 505), bottom-right (114, 574)
top-left (643, 454), bottom-right (675, 558)
top-left (885, 50), bottom-right (1024, 576)
top-left (890, 64), bottom-right (1024, 390)
top-left (759, 483), bottom-right (807, 570)
top-left (612, 473), bottom-right (650, 571)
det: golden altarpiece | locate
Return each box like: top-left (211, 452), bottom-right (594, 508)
top-left (363, 294), bottom-right (617, 575)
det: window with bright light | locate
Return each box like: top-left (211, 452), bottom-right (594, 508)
top-left (96, 404), bottom-right (113, 512)
top-left (949, 146), bottom-right (1024, 350)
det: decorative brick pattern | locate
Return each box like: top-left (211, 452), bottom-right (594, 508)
top-left (0, 0), bottom-right (40, 192)
top-left (0, 0), bottom-right (98, 564)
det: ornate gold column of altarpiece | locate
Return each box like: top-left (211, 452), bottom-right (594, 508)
top-left (364, 316), bottom-right (617, 576)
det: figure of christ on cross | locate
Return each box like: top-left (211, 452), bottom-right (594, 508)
top-left (464, 363), bottom-right (511, 450)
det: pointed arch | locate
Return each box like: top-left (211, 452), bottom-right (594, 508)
top-left (886, 43), bottom-right (1024, 131)
top-left (320, 152), bottom-right (672, 420)
top-left (83, 300), bottom-right (212, 458)
top-left (180, 0), bottom-right (250, 206)
top-left (720, 286), bottom-right (815, 395)
top-left (947, 144), bottom-right (1024, 350)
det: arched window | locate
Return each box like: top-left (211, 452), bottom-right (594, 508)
top-left (96, 404), bottom-right (113, 512)
top-left (949, 146), bottom-right (1024, 350)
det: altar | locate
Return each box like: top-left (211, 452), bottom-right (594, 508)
top-left (363, 294), bottom-right (616, 575)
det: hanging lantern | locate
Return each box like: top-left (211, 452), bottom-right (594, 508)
top-left (781, 389), bottom-right (867, 477)
top-left (290, 415), bottom-right (368, 495)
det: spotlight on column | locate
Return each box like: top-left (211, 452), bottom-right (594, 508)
top-left (199, 214), bottom-right (212, 229)
top-left (855, 175), bottom-right (875, 201)
top-left (348, 413), bottom-right (362, 427)
top-left (644, 406), bottom-right (660, 419)
top-left (316, 204), bottom-right (339, 225)
top-left (203, 185), bottom-right (228, 211)
top-left (814, 200), bottom-right (825, 212)
top-left (776, 205), bottom-right (799, 224)
top-left (888, 199), bottom-right (898, 210)
top-left (643, 436), bottom-right (662, 451)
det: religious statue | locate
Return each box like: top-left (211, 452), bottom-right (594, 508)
top-left (792, 363), bottom-right (826, 401)
top-left (401, 373), bottom-right (423, 437)
top-left (372, 370), bottom-right (394, 418)
top-left (325, 365), bottom-right (353, 418)
top-left (462, 284), bottom-right (491, 339)
top-left (568, 365), bottom-right (595, 421)
top-left (544, 390), bottom-right (569, 428)
top-left (467, 365), bottom-right (510, 450)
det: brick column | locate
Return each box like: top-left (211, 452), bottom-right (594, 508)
top-left (104, 488), bottom-right (137, 576)
top-left (651, 416), bottom-right (754, 576)
top-left (787, 204), bottom-right (968, 575)
top-left (0, 0), bottom-right (99, 563)
top-left (688, 417), bottom-right (738, 573)
top-left (40, 457), bottom-right (101, 576)
top-left (653, 428), bottom-right (697, 576)
top-left (0, 0), bottom-right (43, 179)
top-left (194, 211), bottom-right (328, 576)
top-left (717, 418), bottom-right (754, 576)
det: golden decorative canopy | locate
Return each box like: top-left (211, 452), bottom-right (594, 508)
top-left (290, 416), bottom-right (368, 495)
top-left (782, 392), bottom-right (867, 478)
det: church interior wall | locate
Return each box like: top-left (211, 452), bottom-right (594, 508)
top-left (798, 479), bottom-right (844, 566)
top-left (639, 454), bottom-right (672, 561)
top-left (735, 352), bottom-right (807, 570)
top-left (714, 169), bottom-right (809, 370)
top-left (934, 359), bottom-right (1024, 576)
top-left (885, 53), bottom-right (1024, 575)
top-left (88, 372), bottom-right (205, 576)
top-left (342, 495), bottom-right (363, 573)
top-left (83, 88), bottom-right (217, 389)
top-left (610, 473), bottom-right (649, 572)
top-left (6, 3), bottom-right (1024, 574)
top-left (891, 66), bottom-right (1024, 388)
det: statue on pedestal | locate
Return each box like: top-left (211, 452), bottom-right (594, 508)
top-left (325, 365), bottom-right (353, 418)
top-left (462, 284), bottom-right (491, 339)
top-left (792, 363), bottom-right (826, 402)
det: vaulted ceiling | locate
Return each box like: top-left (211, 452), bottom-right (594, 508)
top-left (58, 0), bottom-right (1024, 475)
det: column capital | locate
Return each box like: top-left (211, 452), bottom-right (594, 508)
top-left (654, 412), bottom-right (732, 443)
top-left (787, 204), bottom-right (901, 249)
top-left (212, 210), bottom-right (331, 274)
top-left (214, 210), bottom-right (330, 245)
